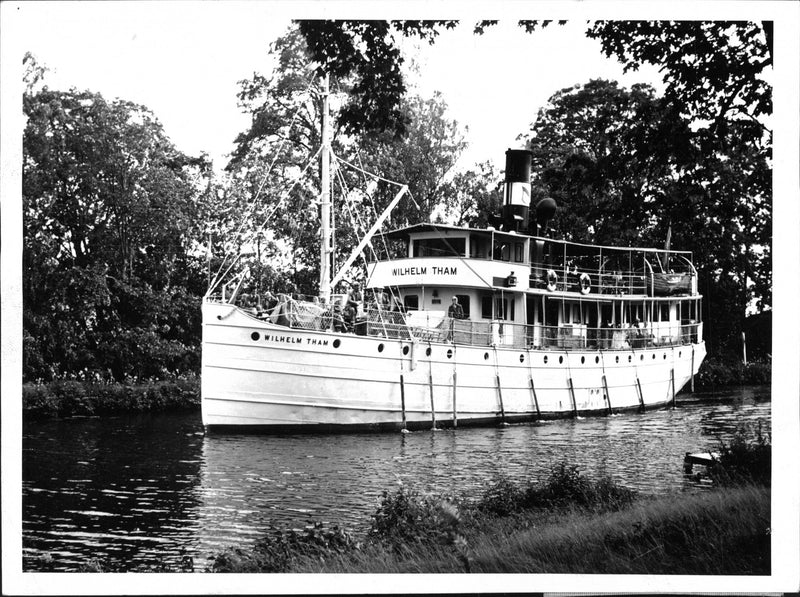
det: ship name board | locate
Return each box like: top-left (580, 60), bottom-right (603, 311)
top-left (263, 334), bottom-right (329, 347)
top-left (391, 265), bottom-right (458, 276)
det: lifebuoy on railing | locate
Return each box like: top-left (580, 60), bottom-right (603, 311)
top-left (546, 269), bottom-right (558, 292)
top-left (579, 272), bottom-right (591, 295)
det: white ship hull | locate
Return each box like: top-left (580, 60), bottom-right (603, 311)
top-left (201, 301), bottom-right (707, 432)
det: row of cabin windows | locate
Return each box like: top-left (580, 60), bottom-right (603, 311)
top-left (403, 294), bottom-right (475, 318)
top-left (402, 294), bottom-right (516, 321)
top-left (412, 237), bottom-right (525, 264)
top-left (402, 293), bottom-right (695, 324)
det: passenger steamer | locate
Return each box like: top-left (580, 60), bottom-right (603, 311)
top-left (201, 83), bottom-right (706, 432)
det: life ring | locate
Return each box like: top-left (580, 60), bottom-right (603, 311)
top-left (546, 269), bottom-right (558, 292)
top-left (579, 273), bottom-right (591, 295)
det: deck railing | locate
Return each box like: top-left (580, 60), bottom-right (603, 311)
top-left (211, 294), bottom-right (702, 350)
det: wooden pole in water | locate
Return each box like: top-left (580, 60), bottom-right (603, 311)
top-left (670, 366), bottom-right (676, 408)
top-left (496, 373), bottom-right (506, 422)
top-left (670, 346), bottom-right (677, 408)
top-left (399, 373), bottom-right (407, 431)
top-left (568, 377), bottom-right (578, 417)
top-left (690, 345), bottom-right (695, 392)
top-left (493, 347), bottom-right (506, 423)
top-left (428, 365), bottom-right (437, 430)
top-left (452, 370), bottom-right (458, 428)
top-left (632, 349), bottom-right (645, 411)
top-left (526, 348), bottom-right (541, 420)
top-left (565, 352), bottom-right (578, 417)
top-left (600, 350), bottom-right (612, 415)
top-left (529, 378), bottom-right (541, 419)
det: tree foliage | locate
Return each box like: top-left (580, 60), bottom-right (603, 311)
top-left (23, 68), bottom-right (210, 381)
top-left (522, 77), bottom-right (770, 353)
top-left (223, 26), bottom-right (469, 295)
top-left (297, 20), bottom-right (457, 137)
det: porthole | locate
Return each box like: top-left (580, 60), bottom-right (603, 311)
top-left (426, 347), bottom-right (432, 357)
top-left (580, 356), bottom-right (585, 365)
top-left (484, 352), bottom-right (489, 360)
top-left (251, 332), bottom-right (260, 341)
top-left (652, 354), bottom-right (656, 360)
top-left (559, 356), bottom-right (564, 364)
top-left (447, 349), bottom-right (453, 359)
top-left (543, 355), bottom-right (549, 365)
top-left (378, 343), bottom-right (384, 353)
top-left (333, 339), bottom-right (341, 349)
top-left (615, 356), bottom-right (620, 364)
top-left (640, 354), bottom-right (644, 361)
top-left (402, 346), bottom-right (409, 356)
top-left (628, 355), bottom-right (632, 363)
top-left (679, 351), bottom-right (682, 358)
top-left (519, 354), bottom-right (525, 363)
top-left (663, 353), bottom-right (666, 360)
top-left (595, 356), bottom-right (600, 364)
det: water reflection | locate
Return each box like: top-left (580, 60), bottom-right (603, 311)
top-left (23, 387), bottom-right (770, 572)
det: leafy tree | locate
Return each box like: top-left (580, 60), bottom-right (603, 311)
top-left (438, 161), bottom-right (501, 228)
top-left (23, 73), bottom-right (210, 381)
top-left (521, 78), bottom-right (770, 354)
top-left (297, 20), bottom-right (457, 137)
top-left (523, 79), bottom-right (692, 246)
top-left (583, 21), bottom-right (772, 134)
top-left (222, 26), bottom-right (469, 296)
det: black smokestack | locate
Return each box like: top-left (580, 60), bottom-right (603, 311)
top-left (502, 149), bottom-right (531, 232)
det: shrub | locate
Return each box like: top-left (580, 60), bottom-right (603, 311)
top-left (695, 355), bottom-right (771, 390)
top-left (210, 522), bottom-right (356, 572)
top-left (476, 464), bottom-right (635, 516)
top-left (742, 360), bottom-right (771, 385)
top-left (51, 380), bottom-right (94, 416)
top-left (22, 377), bottom-right (200, 420)
top-left (696, 356), bottom-right (740, 389)
top-left (22, 383), bottom-right (59, 419)
top-left (710, 421), bottom-right (771, 487)
top-left (369, 486), bottom-right (466, 552)
top-left (476, 474), bottom-right (525, 515)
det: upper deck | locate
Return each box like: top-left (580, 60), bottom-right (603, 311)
top-left (368, 223), bottom-right (698, 298)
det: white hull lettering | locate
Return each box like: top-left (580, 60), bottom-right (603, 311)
top-left (263, 334), bottom-right (329, 347)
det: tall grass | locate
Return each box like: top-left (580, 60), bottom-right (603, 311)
top-left (289, 486), bottom-right (769, 575)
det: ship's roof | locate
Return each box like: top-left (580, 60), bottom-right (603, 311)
top-left (380, 223), bottom-right (518, 239)
top-left (380, 222), bottom-right (691, 256)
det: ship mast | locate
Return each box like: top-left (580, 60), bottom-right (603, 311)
top-left (319, 72), bottom-right (332, 304)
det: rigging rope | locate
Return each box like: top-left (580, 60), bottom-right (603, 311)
top-left (208, 81), bottom-right (315, 295)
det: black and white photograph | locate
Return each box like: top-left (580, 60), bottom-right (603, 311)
top-left (2, 1), bottom-right (798, 594)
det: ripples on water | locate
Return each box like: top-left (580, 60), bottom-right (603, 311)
top-left (22, 386), bottom-right (770, 571)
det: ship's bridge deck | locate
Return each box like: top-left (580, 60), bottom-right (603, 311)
top-left (371, 223), bottom-right (698, 298)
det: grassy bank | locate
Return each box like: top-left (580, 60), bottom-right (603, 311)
top-left (301, 485), bottom-right (769, 574)
top-left (209, 458), bottom-right (770, 575)
top-left (22, 376), bottom-right (200, 419)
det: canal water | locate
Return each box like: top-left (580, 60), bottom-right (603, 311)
top-left (23, 386), bottom-right (770, 572)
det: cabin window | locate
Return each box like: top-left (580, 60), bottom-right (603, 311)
top-left (413, 237), bottom-right (465, 257)
top-left (455, 294), bottom-right (471, 318)
top-left (403, 294), bottom-right (419, 310)
top-left (660, 303), bottom-right (670, 321)
top-left (495, 297), bottom-right (515, 321)
top-left (481, 296), bottom-right (493, 319)
top-left (514, 243), bottom-right (524, 263)
top-left (493, 242), bottom-right (511, 261)
top-left (481, 295), bottom-right (514, 320)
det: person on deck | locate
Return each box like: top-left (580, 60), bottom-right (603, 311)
top-left (448, 296), bottom-right (464, 320)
